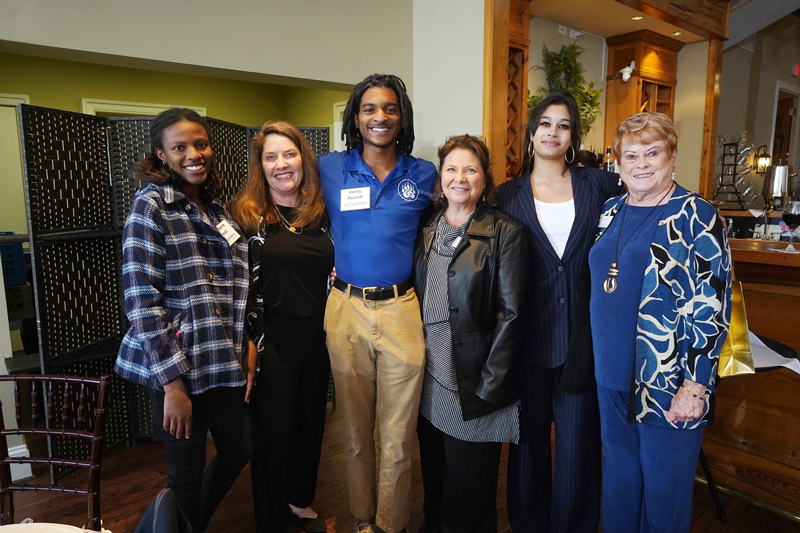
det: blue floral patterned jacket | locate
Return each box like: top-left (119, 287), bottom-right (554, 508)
top-left (596, 184), bottom-right (732, 429)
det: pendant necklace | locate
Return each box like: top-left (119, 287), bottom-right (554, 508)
top-left (277, 206), bottom-right (303, 234)
top-left (604, 182), bottom-right (675, 294)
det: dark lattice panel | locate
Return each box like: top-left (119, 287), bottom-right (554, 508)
top-left (108, 117), bottom-right (151, 231)
top-left (208, 118), bottom-right (248, 204)
top-left (299, 127), bottom-right (330, 158)
top-left (43, 361), bottom-right (130, 481)
top-left (34, 236), bottom-right (122, 362)
top-left (18, 105), bottom-right (112, 236)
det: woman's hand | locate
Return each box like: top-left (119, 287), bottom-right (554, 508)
top-left (163, 378), bottom-right (192, 439)
top-left (329, 266), bottom-right (337, 285)
top-left (243, 338), bottom-right (257, 403)
top-left (665, 378), bottom-right (707, 425)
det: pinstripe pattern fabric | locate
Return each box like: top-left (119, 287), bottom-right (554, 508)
top-left (496, 166), bottom-right (620, 368)
top-left (497, 166), bottom-right (619, 532)
top-left (115, 183), bottom-right (249, 394)
top-left (507, 366), bottom-right (600, 533)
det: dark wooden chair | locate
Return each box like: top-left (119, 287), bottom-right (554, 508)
top-left (0, 374), bottom-right (112, 531)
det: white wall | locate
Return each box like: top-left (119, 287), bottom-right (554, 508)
top-left (412, 0), bottom-right (484, 164)
top-left (673, 41), bottom-right (710, 194)
top-left (0, 0), bottom-right (413, 88)
top-left (528, 17), bottom-right (607, 152)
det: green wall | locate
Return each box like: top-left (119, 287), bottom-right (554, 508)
top-left (283, 86), bottom-right (349, 136)
top-left (0, 52), bottom-right (284, 125)
top-left (0, 51), bottom-right (351, 131)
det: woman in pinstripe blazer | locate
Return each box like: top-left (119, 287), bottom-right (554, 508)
top-left (497, 92), bottom-right (620, 533)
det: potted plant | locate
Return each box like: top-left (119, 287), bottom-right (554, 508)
top-left (528, 42), bottom-right (602, 137)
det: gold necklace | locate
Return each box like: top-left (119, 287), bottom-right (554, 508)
top-left (277, 206), bottom-right (303, 234)
top-left (603, 183), bottom-right (675, 294)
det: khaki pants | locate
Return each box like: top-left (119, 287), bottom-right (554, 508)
top-left (324, 286), bottom-right (426, 533)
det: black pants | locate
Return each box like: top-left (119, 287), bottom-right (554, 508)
top-left (154, 386), bottom-right (251, 533)
top-left (417, 415), bottom-right (502, 533)
top-left (250, 311), bottom-right (330, 532)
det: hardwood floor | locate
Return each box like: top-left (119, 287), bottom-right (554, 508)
top-left (8, 404), bottom-right (800, 532)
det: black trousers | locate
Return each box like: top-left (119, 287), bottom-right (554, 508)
top-left (249, 311), bottom-right (330, 532)
top-left (417, 415), bottom-right (503, 533)
top-left (155, 387), bottom-right (251, 533)
top-left (507, 365), bottom-right (601, 533)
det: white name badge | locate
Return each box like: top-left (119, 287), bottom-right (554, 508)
top-left (341, 187), bottom-right (371, 211)
top-left (216, 219), bottom-right (241, 246)
top-left (598, 215), bottom-right (613, 229)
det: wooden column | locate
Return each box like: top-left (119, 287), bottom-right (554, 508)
top-left (506, 0), bottom-right (531, 179)
top-left (699, 38), bottom-right (724, 199)
top-left (483, 0), bottom-right (510, 185)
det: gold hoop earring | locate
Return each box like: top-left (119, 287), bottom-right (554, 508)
top-left (528, 140), bottom-right (535, 159)
top-left (565, 146), bottom-right (576, 164)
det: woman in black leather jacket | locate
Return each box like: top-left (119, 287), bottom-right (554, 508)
top-left (413, 135), bottom-right (530, 533)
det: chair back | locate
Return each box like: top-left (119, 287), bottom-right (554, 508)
top-left (0, 374), bottom-right (112, 531)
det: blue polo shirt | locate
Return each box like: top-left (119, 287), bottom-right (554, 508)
top-left (320, 147), bottom-right (436, 287)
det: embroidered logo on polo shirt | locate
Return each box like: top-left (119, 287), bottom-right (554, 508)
top-left (398, 179), bottom-right (419, 202)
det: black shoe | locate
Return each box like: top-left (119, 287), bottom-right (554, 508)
top-left (288, 510), bottom-right (327, 532)
top-left (418, 523), bottom-right (441, 533)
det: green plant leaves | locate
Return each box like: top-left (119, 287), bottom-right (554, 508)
top-left (528, 42), bottom-right (603, 137)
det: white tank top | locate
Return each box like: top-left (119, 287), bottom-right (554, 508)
top-left (534, 197), bottom-right (575, 259)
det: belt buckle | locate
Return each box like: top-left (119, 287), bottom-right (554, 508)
top-left (362, 286), bottom-right (379, 301)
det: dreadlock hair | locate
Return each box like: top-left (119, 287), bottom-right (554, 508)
top-left (521, 91), bottom-right (582, 175)
top-left (341, 73), bottom-right (415, 155)
top-left (134, 108), bottom-right (222, 201)
top-left (227, 121), bottom-right (327, 237)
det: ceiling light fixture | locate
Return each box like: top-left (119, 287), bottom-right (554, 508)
top-left (671, 31), bottom-right (682, 36)
top-left (631, 15), bottom-right (644, 21)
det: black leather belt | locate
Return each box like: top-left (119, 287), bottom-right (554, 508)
top-left (333, 278), bottom-right (413, 301)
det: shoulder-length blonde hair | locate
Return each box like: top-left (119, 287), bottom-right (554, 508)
top-left (228, 121), bottom-right (326, 236)
top-left (612, 112), bottom-right (678, 160)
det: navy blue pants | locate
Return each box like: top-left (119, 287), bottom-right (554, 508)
top-left (597, 384), bottom-right (704, 533)
top-left (507, 365), bottom-right (601, 533)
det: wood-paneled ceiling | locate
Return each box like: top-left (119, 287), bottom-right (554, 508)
top-left (530, 0), bottom-right (706, 43)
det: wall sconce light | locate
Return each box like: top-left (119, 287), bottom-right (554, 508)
top-left (620, 61), bottom-right (635, 82)
top-left (755, 145), bottom-right (771, 174)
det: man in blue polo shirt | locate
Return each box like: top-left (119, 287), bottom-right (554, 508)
top-left (320, 73), bottom-right (436, 533)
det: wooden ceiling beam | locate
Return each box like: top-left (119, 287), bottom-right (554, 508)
top-left (614, 0), bottom-right (730, 40)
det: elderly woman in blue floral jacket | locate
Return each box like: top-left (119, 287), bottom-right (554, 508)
top-left (588, 112), bottom-right (732, 533)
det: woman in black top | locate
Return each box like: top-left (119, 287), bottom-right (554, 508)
top-left (228, 121), bottom-right (333, 533)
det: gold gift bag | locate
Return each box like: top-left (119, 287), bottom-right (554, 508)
top-left (718, 281), bottom-right (755, 378)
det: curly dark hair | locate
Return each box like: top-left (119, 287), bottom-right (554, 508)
top-left (134, 108), bottom-right (222, 201)
top-left (521, 91), bottom-right (582, 174)
top-left (341, 73), bottom-right (415, 155)
top-left (433, 134), bottom-right (497, 209)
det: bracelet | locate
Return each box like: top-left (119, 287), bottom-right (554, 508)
top-left (680, 384), bottom-right (705, 402)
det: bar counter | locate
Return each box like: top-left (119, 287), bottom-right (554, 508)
top-left (701, 238), bottom-right (800, 521)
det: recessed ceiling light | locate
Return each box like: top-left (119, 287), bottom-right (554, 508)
top-left (631, 15), bottom-right (644, 21)
top-left (671, 31), bottom-right (682, 36)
